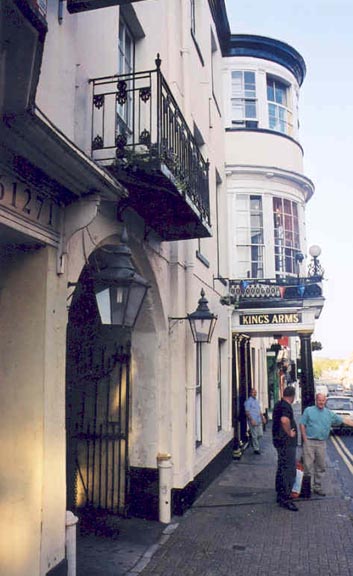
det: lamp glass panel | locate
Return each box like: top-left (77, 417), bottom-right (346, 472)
top-left (111, 285), bottom-right (129, 326)
top-left (124, 283), bottom-right (147, 327)
top-left (190, 318), bottom-right (211, 343)
top-left (96, 288), bottom-right (112, 324)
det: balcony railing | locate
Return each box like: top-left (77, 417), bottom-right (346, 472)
top-left (90, 55), bottom-right (211, 240)
top-left (220, 276), bottom-right (324, 308)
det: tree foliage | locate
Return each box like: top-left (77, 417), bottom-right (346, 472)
top-left (313, 358), bottom-right (342, 379)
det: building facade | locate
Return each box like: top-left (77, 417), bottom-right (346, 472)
top-left (223, 35), bottom-right (324, 443)
top-left (0, 1), bottom-right (235, 575)
top-left (0, 4), bottom-right (323, 576)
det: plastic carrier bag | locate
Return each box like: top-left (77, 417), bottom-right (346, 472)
top-left (291, 461), bottom-right (304, 498)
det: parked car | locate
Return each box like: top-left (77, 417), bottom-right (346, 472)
top-left (326, 395), bottom-right (353, 432)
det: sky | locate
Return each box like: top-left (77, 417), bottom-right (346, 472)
top-left (225, 0), bottom-right (353, 360)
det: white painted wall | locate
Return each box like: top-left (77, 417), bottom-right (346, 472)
top-left (0, 247), bottom-right (67, 576)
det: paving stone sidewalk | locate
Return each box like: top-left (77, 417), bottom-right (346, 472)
top-left (139, 403), bottom-right (353, 576)
top-left (77, 402), bottom-right (353, 576)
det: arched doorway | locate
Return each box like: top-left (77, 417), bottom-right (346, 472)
top-left (66, 266), bottom-right (131, 518)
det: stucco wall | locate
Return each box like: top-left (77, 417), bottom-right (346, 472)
top-left (0, 247), bottom-right (67, 576)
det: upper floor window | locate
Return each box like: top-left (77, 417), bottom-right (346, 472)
top-left (273, 197), bottom-right (300, 276)
top-left (231, 71), bottom-right (257, 128)
top-left (190, 0), bottom-right (196, 35)
top-left (117, 17), bottom-right (135, 137)
top-left (267, 76), bottom-right (292, 135)
top-left (235, 194), bottom-right (264, 279)
top-left (190, 0), bottom-right (204, 65)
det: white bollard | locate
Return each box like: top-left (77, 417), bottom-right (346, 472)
top-left (66, 510), bottom-right (79, 576)
top-left (157, 453), bottom-right (172, 524)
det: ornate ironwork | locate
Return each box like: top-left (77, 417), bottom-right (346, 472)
top-left (115, 133), bottom-right (127, 149)
top-left (139, 129), bottom-right (151, 146)
top-left (222, 277), bottom-right (324, 307)
top-left (115, 133), bottom-right (127, 159)
top-left (93, 94), bottom-right (104, 109)
top-left (116, 80), bottom-right (128, 105)
top-left (139, 87), bottom-right (151, 102)
top-left (308, 257), bottom-right (324, 280)
top-left (90, 56), bottom-right (210, 227)
top-left (92, 135), bottom-right (103, 150)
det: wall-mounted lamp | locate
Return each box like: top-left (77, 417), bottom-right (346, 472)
top-left (169, 289), bottom-right (217, 343)
top-left (90, 229), bottom-right (150, 328)
top-left (308, 245), bottom-right (324, 280)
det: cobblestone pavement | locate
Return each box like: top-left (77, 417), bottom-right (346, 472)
top-left (77, 402), bottom-right (353, 575)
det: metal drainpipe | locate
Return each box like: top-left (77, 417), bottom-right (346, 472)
top-left (180, 0), bottom-right (196, 482)
top-left (65, 510), bottom-right (79, 576)
top-left (157, 453), bottom-right (173, 523)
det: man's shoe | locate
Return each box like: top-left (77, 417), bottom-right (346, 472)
top-left (313, 488), bottom-right (326, 496)
top-left (254, 450), bottom-right (261, 455)
top-left (279, 501), bottom-right (298, 511)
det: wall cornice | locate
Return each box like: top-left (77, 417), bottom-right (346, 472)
top-left (225, 164), bottom-right (314, 201)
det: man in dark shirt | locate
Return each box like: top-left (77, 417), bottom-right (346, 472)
top-left (272, 386), bottom-right (298, 511)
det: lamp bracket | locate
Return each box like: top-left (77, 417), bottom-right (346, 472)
top-left (57, 194), bottom-right (101, 275)
top-left (168, 316), bottom-right (188, 335)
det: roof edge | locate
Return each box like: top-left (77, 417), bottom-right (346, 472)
top-left (226, 34), bottom-right (306, 85)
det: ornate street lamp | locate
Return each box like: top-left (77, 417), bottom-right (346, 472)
top-left (92, 230), bottom-right (150, 328)
top-left (308, 245), bottom-right (324, 280)
top-left (169, 289), bottom-right (217, 343)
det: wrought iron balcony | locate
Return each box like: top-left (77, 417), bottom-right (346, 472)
top-left (90, 56), bottom-right (211, 241)
top-left (221, 277), bottom-right (324, 309)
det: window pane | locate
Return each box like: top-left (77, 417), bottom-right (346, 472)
top-left (267, 80), bottom-right (274, 101)
top-left (232, 100), bottom-right (244, 120)
top-left (245, 101), bottom-right (256, 118)
top-left (231, 71), bottom-right (257, 123)
top-left (237, 228), bottom-right (250, 244)
top-left (273, 198), bottom-right (300, 274)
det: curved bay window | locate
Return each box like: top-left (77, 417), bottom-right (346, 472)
top-left (273, 197), bottom-right (300, 277)
top-left (236, 194), bottom-right (264, 279)
top-left (267, 76), bottom-right (292, 135)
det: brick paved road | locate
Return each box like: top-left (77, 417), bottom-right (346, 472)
top-left (140, 407), bottom-right (353, 576)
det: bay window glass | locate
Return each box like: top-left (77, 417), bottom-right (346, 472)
top-left (273, 197), bottom-right (300, 276)
top-left (235, 195), bottom-right (264, 278)
top-left (231, 71), bottom-right (257, 128)
top-left (267, 76), bottom-right (292, 135)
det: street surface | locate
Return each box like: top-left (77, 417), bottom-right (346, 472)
top-left (329, 431), bottom-right (353, 502)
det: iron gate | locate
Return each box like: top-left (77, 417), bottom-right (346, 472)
top-left (66, 283), bottom-right (131, 515)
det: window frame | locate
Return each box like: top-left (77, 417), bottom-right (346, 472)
top-left (273, 197), bottom-right (300, 277)
top-left (117, 15), bottom-right (135, 139)
top-left (267, 75), bottom-right (293, 135)
top-left (231, 70), bottom-right (258, 129)
top-left (235, 194), bottom-right (264, 279)
top-left (190, 0), bottom-right (204, 66)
